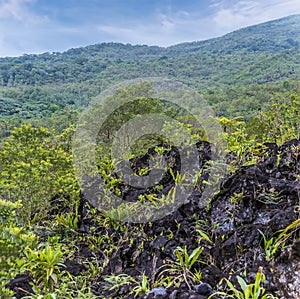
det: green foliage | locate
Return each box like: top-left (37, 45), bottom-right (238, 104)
top-left (103, 273), bottom-right (150, 298)
top-left (196, 228), bottom-right (214, 244)
top-left (209, 267), bottom-right (278, 299)
top-left (218, 116), bottom-right (264, 167)
top-left (259, 219), bottom-right (300, 261)
top-left (20, 244), bottom-right (66, 292)
top-left (24, 276), bottom-right (98, 299)
top-left (0, 124), bottom-right (80, 222)
top-left (0, 198), bottom-right (37, 293)
top-left (103, 274), bottom-right (134, 291)
top-left (158, 246), bottom-right (203, 289)
top-left (259, 94), bottom-right (300, 144)
top-left (230, 193), bottom-right (244, 204)
top-left (130, 274), bottom-right (150, 297)
top-left (216, 93), bottom-right (300, 168)
top-left (55, 211), bottom-right (80, 232)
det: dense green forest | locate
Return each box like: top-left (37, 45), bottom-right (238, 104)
top-left (0, 15), bottom-right (300, 299)
top-left (0, 14), bottom-right (300, 136)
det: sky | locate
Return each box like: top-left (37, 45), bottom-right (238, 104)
top-left (0, 0), bottom-right (300, 57)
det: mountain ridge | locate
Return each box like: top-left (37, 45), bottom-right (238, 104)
top-left (1, 14), bottom-right (300, 61)
top-left (0, 14), bottom-right (299, 133)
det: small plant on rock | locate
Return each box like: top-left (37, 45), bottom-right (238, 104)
top-left (209, 267), bottom-right (278, 299)
top-left (21, 244), bottom-right (66, 292)
top-left (103, 273), bottom-right (134, 291)
top-left (130, 274), bottom-right (150, 298)
top-left (259, 219), bottom-right (300, 261)
top-left (158, 246), bottom-right (203, 289)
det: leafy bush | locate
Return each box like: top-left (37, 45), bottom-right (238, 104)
top-left (0, 125), bottom-right (79, 223)
top-left (0, 198), bottom-right (37, 295)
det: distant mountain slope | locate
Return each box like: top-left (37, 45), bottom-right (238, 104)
top-left (0, 14), bottom-right (299, 128)
top-left (167, 14), bottom-right (300, 55)
top-left (0, 14), bottom-right (299, 86)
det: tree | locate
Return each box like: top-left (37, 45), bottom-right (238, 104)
top-left (0, 125), bottom-right (79, 223)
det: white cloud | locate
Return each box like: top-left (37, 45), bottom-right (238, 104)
top-left (112, 0), bottom-right (300, 47)
top-left (96, 10), bottom-right (214, 47)
top-left (211, 0), bottom-right (300, 34)
top-left (0, 0), bottom-right (28, 20)
top-left (158, 13), bottom-right (175, 32)
top-left (0, 0), bottom-right (44, 23)
top-left (0, 0), bottom-right (52, 56)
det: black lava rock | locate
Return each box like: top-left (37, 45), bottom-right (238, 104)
top-left (194, 283), bottom-right (213, 296)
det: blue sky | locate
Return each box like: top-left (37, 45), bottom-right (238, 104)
top-left (0, 0), bottom-right (300, 57)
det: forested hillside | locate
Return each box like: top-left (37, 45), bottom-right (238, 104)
top-left (0, 14), bottom-right (300, 137)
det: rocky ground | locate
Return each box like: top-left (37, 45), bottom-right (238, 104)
top-left (7, 139), bottom-right (300, 299)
